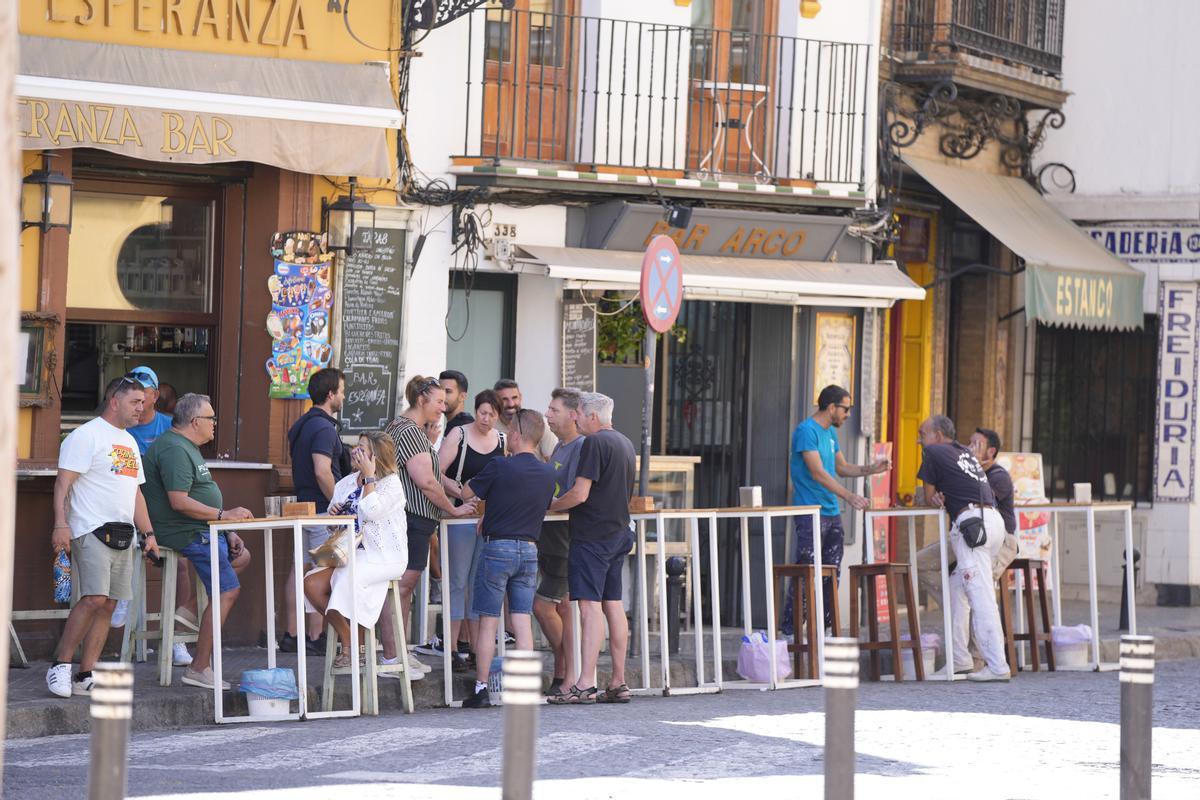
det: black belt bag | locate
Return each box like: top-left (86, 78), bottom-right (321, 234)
top-left (92, 522), bottom-right (136, 550)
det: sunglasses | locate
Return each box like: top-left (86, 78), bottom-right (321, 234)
top-left (836, 404), bottom-right (853, 412)
top-left (417, 377), bottom-right (441, 394)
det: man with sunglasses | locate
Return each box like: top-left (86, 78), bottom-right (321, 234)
top-left (783, 384), bottom-right (890, 634)
top-left (47, 375), bottom-right (159, 698)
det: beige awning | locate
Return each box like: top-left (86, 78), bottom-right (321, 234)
top-left (903, 155), bottom-right (1144, 330)
top-left (513, 246), bottom-right (924, 307)
top-left (17, 36), bottom-right (401, 177)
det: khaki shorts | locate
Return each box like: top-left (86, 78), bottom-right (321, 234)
top-left (71, 532), bottom-right (135, 600)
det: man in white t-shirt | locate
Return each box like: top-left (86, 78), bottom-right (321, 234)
top-left (47, 375), bottom-right (161, 698)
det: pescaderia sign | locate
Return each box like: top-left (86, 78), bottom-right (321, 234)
top-left (1154, 282), bottom-right (1200, 502)
top-left (17, 96), bottom-right (391, 178)
top-left (1085, 224), bottom-right (1200, 264)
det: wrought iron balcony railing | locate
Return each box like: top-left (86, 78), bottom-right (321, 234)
top-left (457, 8), bottom-right (872, 188)
top-left (891, 0), bottom-right (1064, 76)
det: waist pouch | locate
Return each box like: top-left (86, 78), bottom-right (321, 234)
top-left (92, 522), bottom-right (136, 550)
top-left (958, 515), bottom-right (986, 549)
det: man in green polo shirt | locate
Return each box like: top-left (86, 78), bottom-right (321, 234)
top-left (143, 393), bottom-right (253, 690)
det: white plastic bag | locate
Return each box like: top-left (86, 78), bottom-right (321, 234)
top-left (736, 631), bottom-right (793, 682)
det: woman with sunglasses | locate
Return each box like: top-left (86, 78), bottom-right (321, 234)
top-left (384, 376), bottom-right (476, 672)
top-left (303, 432), bottom-right (407, 668)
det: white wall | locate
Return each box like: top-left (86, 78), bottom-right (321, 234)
top-left (1037, 0), bottom-right (1200, 202)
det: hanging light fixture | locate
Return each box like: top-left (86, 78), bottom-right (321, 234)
top-left (322, 176), bottom-right (376, 256)
top-left (800, 0), bottom-right (822, 19)
top-left (21, 154), bottom-right (73, 234)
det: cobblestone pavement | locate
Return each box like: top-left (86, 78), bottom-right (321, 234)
top-left (4, 659), bottom-right (1199, 800)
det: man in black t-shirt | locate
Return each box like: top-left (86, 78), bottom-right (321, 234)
top-left (281, 367), bottom-right (345, 654)
top-left (548, 392), bottom-right (635, 704)
top-left (440, 369), bottom-right (474, 436)
top-left (458, 409), bottom-right (557, 708)
top-left (916, 415), bottom-right (1010, 682)
top-left (970, 427), bottom-right (1019, 580)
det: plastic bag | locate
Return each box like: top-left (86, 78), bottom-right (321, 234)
top-left (1051, 624), bottom-right (1092, 645)
top-left (239, 668), bottom-right (300, 699)
top-left (736, 631), bottom-right (792, 682)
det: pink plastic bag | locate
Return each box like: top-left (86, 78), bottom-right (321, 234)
top-left (735, 631), bottom-right (793, 682)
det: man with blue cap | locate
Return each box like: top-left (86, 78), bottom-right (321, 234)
top-left (126, 366), bottom-right (173, 455)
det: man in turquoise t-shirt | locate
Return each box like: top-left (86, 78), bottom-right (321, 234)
top-left (784, 384), bottom-right (890, 633)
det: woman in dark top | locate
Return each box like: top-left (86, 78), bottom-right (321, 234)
top-left (437, 389), bottom-right (506, 661)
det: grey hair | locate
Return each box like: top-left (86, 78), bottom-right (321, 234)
top-left (579, 392), bottom-right (614, 425)
top-left (172, 393), bottom-right (212, 428)
top-left (928, 414), bottom-right (956, 441)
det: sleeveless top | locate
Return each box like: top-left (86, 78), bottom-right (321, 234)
top-left (445, 426), bottom-right (505, 507)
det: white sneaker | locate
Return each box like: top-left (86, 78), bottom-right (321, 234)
top-left (72, 673), bottom-right (94, 696)
top-left (172, 643), bottom-right (193, 666)
top-left (46, 663), bottom-right (72, 698)
top-left (930, 663), bottom-right (974, 679)
top-left (181, 667), bottom-right (231, 690)
top-left (380, 654), bottom-right (424, 680)
top-left (405, 652), bottom-right (433, 673)
top-left (967, 667), bottom-right (1011, 682)
top-left (110, 600), bottom-right (130, 628)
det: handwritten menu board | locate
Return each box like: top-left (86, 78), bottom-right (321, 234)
top-left (340, 226), bottom-right (406, 433)
top-left (812, 311), bottom-right (857, 405)
top-left (561, 291), bottom-right (596, 391)
top-left (265, 231), bottom-right (333, 399)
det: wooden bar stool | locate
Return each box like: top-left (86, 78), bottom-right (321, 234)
top-left (999, 558), bottom-right (1055, 672)
top-left (772, 564), bottom-right (840, 679)
top-left (120, 547), bottom-right (206, 686)
top-left (849, 563), bottom-right (925, 681)
top-left (321, 579), bottom-right (415, 715)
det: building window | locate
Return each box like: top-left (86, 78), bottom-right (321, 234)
top-left (67, 192), bottom-right (214, 313)
top-left (1032, 318), bottom-right (1158, 503)
top-left (445, 272), bottom-right (516, 395)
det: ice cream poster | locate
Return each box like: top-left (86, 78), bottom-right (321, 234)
top-left (265, 231), bottom-right (333, 399)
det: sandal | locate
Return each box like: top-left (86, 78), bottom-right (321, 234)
top-left (547, 685), bottom-right (597, 705)
top-left (545, 677), bottom-right (565, 698)
top-left (597, 683), bottom-right (632, 704)
top-left (332, 653), bottom-right (351, 669)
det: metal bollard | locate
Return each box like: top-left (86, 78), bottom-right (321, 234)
top-left (823, 637), bottom-right (858, 800)
top-left (500, 650), bottom-right (542, 800)
top-left (1119, 635), bottom-right (1154, 800)
top-left (665, 556), bottom-right (686, 655)
top-left (1119, 549), bottom-right (1141, 632)
top-left (87, 662), bottom-right (134, 800)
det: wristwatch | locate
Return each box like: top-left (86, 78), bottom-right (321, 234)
top-left (362, 477), bottom-right (378, 485)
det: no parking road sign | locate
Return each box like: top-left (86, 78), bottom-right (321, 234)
top-left (640, 235), bottom-right (684, 333)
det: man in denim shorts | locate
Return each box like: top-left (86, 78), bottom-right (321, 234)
top-left (458, 409), bottom-right (557, 708)
top-left (143, 394), bottom-right (253, 689)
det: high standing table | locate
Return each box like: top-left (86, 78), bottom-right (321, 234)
top-left (207, 514), bottom-right (360, 723)
top-left (1013, 501), bottom-right (1136, 671)
top-left (862, 507), bottom-right (954, 681)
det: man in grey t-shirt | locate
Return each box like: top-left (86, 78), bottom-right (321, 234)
top-left (534, 388), bottom-right (585, 696)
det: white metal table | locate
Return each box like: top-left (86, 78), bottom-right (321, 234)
top-left (208, 514), bottom-right (359, 723)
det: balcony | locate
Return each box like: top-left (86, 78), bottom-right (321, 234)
top-left (454, 8), bottom-right (872, 194)
top-left (888, 0), bottom-right (1066, 107)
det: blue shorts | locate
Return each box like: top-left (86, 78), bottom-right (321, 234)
top-left (471, 539), bottom-right (538, 617)
top-left (568, 530), bottom-right (634, 603)
top-left (179, 532), bottom-right (240, 595)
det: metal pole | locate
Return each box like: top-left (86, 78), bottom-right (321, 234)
top-left (823, 637), bottom-right (858, 800)
top-left (1119, 635), bottom-right (1154, 800)
top-left (87, 662), bottom-right (133, 800)
top-left (632, 326), bottom-right (657, 656)
top-left (501, 650), bottom-right (542, 800)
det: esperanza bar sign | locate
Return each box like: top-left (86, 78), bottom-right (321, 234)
top-left (1155, 282), bottom-right (1200, 502)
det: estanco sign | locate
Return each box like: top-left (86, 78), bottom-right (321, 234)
top-left (1155, 282), bottom-right (1200, 502)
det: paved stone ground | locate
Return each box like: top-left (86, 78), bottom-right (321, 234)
top-left (4, 658), bottom-right (1198, 800)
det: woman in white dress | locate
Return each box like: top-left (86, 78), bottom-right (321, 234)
top-left (304, 431), bottom-right (408, 667)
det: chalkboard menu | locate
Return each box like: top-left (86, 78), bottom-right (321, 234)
top-left (561, 291), bottom-right (597, 392)
top-left (340, 226), bottom-right (406, 433)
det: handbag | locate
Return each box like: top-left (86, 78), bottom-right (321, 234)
top-left (308, 527), bottom-right (363, 568)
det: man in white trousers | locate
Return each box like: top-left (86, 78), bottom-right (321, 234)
top-left (917, 414), bottom-right (1011, 682)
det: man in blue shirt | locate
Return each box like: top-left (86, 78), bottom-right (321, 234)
top-left (126, 366), bottom-right (173, 455)
top-left (784, 384), bottom-right (890, 633)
